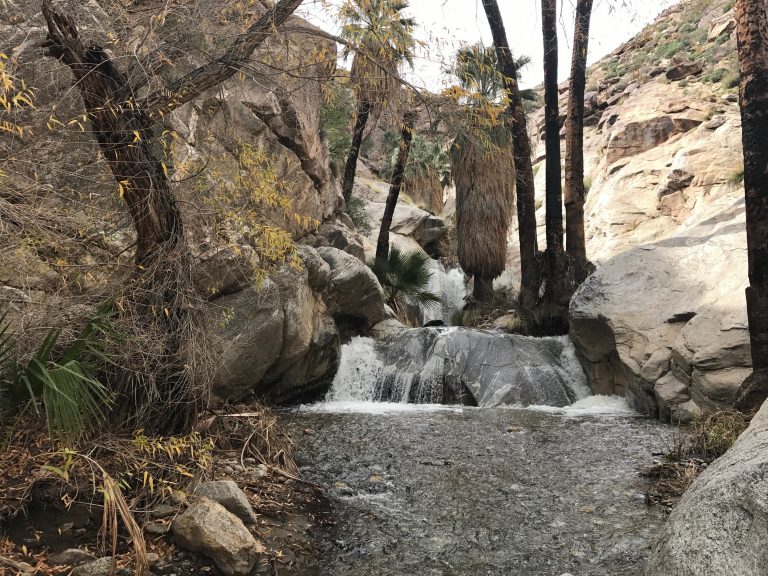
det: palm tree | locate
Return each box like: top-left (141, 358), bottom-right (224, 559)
top-left (387, 134), bottom-right (452, 214)
top-left (450, 44), bottom-right (522, 304)
top-left (376, 110), bottom-right (417, 262)
top-left (481, 0), bottom-right (539, 310)
top-left (542, 0), bottom-right (565, 309)
top-left (734, 0), bottom-right (768, 412)
top-left (369, 248), bottom-right (441, 320)
top-left (564, 0), bottom-right (594, 272)
top-left (339, 0), bottom-right (416, 202)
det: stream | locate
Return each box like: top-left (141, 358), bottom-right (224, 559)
top-left (282, 330), bottom-right (673, 576)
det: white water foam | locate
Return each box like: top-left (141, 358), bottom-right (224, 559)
top-left (525, 395), bottom-right (638, 417)
top-left (323, 337), bottom-right (384, 404)
top-left (422, 261), bottom-right (467, 325)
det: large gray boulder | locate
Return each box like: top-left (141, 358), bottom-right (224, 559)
top-left (644, 401), bottom-right (768, 576)
top-left (357, 328), bottom-right (588, 407)
top-left (316, 247), bottom-right (388, 332)
top-left (172, 498), bottom-right (264, 576)
top-left (569, 197), bottom-right (750, 420)
top-left (209, 255), bottom-right (339, 404)
top-left (195, 481), bottom-right (257, 524)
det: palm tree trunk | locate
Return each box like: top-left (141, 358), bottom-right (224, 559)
top-left (342, 99), bottom-right (373, 203)
top-left (473, 276), bottom-right (494, 303)
top-left (735, 0), bottom-right (768, 412)
top-left (481, 0), bottom-right (539, 310)
top-left (542, 0), bottom-right (564, 306)
top-left (564, 0), bottom-right (593, 267)
top-left (376, 112), bottom-right (416, 262)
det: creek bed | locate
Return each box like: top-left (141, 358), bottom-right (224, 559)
top-left (282, 403), bottom-right (672, 576)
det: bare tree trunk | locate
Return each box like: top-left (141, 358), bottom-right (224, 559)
top-left (481, 0), bottom-right (539, 310)
top-left (342, 99), bottom-right (373, 203)
top-left (41, 0), bottom-right (304, 432)
top-left (376, 111), bottom-right (416, 262)
top-left (564, 0), bottom-right (593, 268)
top-left (735, 0), bottom-right (768, 413)
top-left (542, 0), bottom-right (564, 307)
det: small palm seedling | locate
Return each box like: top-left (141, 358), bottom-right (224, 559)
top-left (369, 248), bottom-right (442, 319)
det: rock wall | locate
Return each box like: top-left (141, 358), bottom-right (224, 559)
top-left (512, 0), bottom-right (752, 419)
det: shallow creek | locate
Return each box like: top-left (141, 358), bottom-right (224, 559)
top-left (281, 335), bottom-right (673, 576)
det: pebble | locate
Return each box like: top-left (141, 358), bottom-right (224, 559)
top-left (144, 522), bottom-right (170, 535)
top-left (146, 553), bottom-right (160, 565)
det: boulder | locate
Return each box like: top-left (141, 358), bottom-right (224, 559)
top-left (665, 62), bottom-right (703, 81)
top-left (209, 280), bottom-right (285, 402)
top-left (72, 558), bottom-right (129, 576)
top-left (209, 263), bottom-right (339, 404)
top-left (569, 197), bottom-right (750, 419)
top-left (644, 401), bottom-right (768, 576)
top-left (172, 498), bottom-right (264, 576)
top-left (48, 549), bottom-right (97, 566)
top-left (194, 481), bottom-right (257, 524)
top-left (297, 244), bottom-right (331, 290)
top-left (317, 247), bottom-right (388, 331)
top-left (370, 328), bottom-right (589, 407)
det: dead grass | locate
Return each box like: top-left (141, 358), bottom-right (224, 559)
top-left (0, 401), bottom-right (301, 573)
top-left (641, 411), bottom-right (750, 510)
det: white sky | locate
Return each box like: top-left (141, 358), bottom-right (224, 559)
top-left (296, 0), bottom-right (674, 89)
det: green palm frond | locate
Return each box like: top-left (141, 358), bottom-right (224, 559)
top-left (370, 248), bottom-right (442, 311)
top-left (0, 305), bottom-right (115, 441)
top-left (339, 0), bottom-right (416, 104)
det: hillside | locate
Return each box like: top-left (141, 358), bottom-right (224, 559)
top-left (524, 0), bottom-right (747, 421)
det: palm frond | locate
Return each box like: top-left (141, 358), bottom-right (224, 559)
top-left (0, 306), bottom-right (115, 441)
top-left (369, 248), bottom-right (443, 312)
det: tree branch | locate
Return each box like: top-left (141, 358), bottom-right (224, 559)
top-left (143, 0), bottom-right (305, 120)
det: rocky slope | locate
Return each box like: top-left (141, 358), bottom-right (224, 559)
top-left (0, 0), bottom-right (395, 405)
top-left (514, 0), bottom-right (748, 420)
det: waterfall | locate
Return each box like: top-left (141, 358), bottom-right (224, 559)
top-left (320, 328), bottom-right (590, 409)
top-left (421, 261), bottom-right (467, 325)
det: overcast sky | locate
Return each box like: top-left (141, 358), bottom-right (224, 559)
top-left (297, 0), bottom-right (674, 89)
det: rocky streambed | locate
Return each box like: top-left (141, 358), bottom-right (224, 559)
top-left (282, 403), bottom-right (673, 576)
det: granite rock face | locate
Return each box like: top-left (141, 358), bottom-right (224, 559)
top-left (644, 401), bottom-right (768, 576)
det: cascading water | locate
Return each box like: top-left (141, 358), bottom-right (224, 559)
top-left (319, 327), bottom-right (592, 409)
top-left (421, 261), bottom-right (467, 325)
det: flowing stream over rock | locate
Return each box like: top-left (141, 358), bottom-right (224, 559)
top-left (283, 330), bottom-right (673, 575)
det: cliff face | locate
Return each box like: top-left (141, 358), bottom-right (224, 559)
top-left (0, 0), bottom-right (387, 404)
top-left (521, 0), bottom-right (747, 419)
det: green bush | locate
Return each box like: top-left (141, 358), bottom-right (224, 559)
top-left (346, 195), bottom-right (372, 235)
top-left (729, 166), bottom-right (745, 185)
top-left (320, 84), bottom-right (355, 172)
top-left (702, 68), bottom-right (727, 83)
top-left (723, 71), bottom-right (740, 89)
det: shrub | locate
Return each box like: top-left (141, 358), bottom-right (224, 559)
top-left (702, 68), bottom-right (726, 83)
top-left (0, 308), bottom-right (113, 441)
top-left (346, 195), bottom-right (372, 235)
top-left (320, 84), bottom-right (355, 172)
top-left (723, 71), bottom-right (740, 89)
top-left (690, 411), bottom-right (749, 459)
top-left (729, 166), bottom-right (745, 185)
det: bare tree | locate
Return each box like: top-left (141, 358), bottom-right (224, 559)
top-left (41, 0), bottom-right (304, 432)
top-left (735, 0), bottom-right (768, 413)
